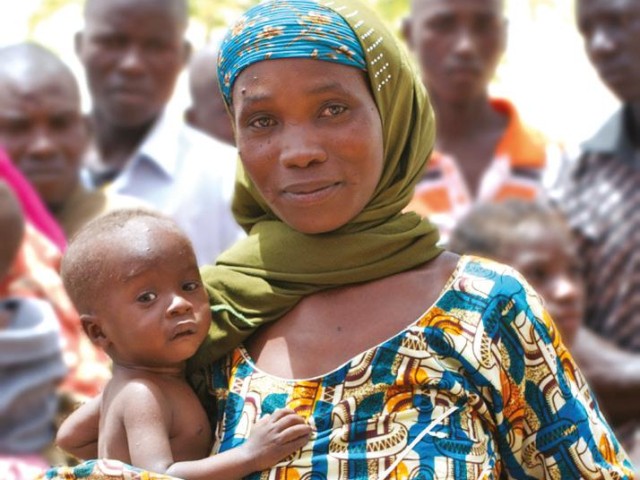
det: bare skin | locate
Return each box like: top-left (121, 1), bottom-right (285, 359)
top-left (57, 214), bottom-right (311, 479)
top-left (246, 252), bottom-right (459, 379)
top-left (228, 57), bottom-right (460, 378)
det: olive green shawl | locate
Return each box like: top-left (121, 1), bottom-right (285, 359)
top-left (188, 0), bottom-right (441, 379)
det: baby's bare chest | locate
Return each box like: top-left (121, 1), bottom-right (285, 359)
top-left (167, 381), bottom-right (212, 461)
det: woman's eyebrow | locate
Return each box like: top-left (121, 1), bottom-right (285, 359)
top-left (239, 81), bottom-right (348, 106)
top-left (307, 81), bottom-right (346, 95)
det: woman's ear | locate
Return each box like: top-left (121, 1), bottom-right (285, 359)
top-left (80, 314), bottom-right (110, 350)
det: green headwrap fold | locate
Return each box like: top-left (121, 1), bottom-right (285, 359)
top-left (188, 0), bottom-right (441, 381)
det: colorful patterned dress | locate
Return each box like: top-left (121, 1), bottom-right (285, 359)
top-left (207, 256), bottom-right (634, 479)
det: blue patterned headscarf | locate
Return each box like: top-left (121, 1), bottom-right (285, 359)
top-left (217, 0), bottom-right (367, 104)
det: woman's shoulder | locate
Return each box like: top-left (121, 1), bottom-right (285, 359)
top-left (415, 252), bottom-right (535, 301)
top-left (431, 253), bottom-right (545, 328)
top-left (445, 253), bottom-right (537, 296)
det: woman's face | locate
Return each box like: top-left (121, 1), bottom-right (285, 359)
top-left (232, 58), bottom-right (384, 234)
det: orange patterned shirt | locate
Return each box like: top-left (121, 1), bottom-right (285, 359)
top-left (406, 98), bottom-right (564, 244)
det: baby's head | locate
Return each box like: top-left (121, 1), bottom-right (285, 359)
top-left (449, 199), bottom-right (584, 346)
top-left (0, 181), bottom-right (24, 283)
top-left (61, 208), bottom-right (211, 368)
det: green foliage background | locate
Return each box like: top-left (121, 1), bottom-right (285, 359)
top-left (28, 0), bottom-right (574, 40)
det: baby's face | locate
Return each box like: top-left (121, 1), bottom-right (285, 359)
top-left (96, 223), bottom-right (210, 369)
top-left (506, 222), bottom-right (584, 346)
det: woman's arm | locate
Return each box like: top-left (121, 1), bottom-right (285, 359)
top-left (485, 270), bottom-right (635, 478)
top-left (572, 328), bottom-right (640, 424)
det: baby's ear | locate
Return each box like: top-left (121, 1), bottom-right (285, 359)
top-left (80, 314), bottom-right (109, 349)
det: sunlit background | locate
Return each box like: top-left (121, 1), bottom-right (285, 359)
top-left (0, 0), bottom-right (619, 151)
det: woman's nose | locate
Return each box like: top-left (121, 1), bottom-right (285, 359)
top-left (278, 124), bottom-right (328, 168)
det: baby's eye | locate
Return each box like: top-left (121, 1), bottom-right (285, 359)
top-left (137, 292), bottom-right (157, 303)
top-left (320, 104), bottom-right (347, 117)
top-left (182, 281), bottom-right (200, 292)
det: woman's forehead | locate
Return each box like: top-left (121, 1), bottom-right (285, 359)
top-left (232, 58), bottom-right (369, 101)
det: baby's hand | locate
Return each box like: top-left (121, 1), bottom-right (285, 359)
top-left (243, 408), bottom-right (312, 472)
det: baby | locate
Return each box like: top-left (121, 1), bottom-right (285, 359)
top-left (56, 209), bottom-right (311, 479)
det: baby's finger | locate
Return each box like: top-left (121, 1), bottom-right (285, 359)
top-left (279, 423), bottom-right (313, 443)
top-left (253, 413), bottom-right (272, 428)
top-left (271, 411), bottom-right (308, 432)
top-left (268, 408), bottom-right (296, 422)
top-left (283, 431), bottom-right (311, 453)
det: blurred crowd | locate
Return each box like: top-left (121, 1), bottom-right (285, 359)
top-left (0, 0), bottom-right (638, 478)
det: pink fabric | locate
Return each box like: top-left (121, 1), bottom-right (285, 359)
top-left (0, 148), bottom-right (66, 251)
top-left (0, 454), bottom-right (49, 480)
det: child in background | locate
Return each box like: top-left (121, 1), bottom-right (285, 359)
top-left (448, 199), bottom-right (583, 345)
top-left (0, 181), bottom-right (67, 480)
top-left (449, 198), bottom-right (640, 470)
top-left (54, 209), bottom-right (311, 480)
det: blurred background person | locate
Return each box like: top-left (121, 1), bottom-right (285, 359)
top-left (0, 148), bottom-right (65, 251)
top-left (75, 0), bottom-right (242, 265)
top-left (185, 41), bottom-right (235, 147)
top-left (0, 148), bottom-right (110, 403)
top-left (555, 0), bottom-right (640, 353)
top-left (0, 181), bottom-right (67, 480)
top-left (449, 199), bottom-right (640, 469)
top-left (402, 0), bottom-right (566, 244)
top-left (0, 41), bottom-right (142, 239)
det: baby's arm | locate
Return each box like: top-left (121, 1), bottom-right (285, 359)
top-left (56, 394), bottom-right (101, 460)
top-left (166, 408), bottom-right (311, 480)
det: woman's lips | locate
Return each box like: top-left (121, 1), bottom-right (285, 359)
top-left (282, 181), bottom-right (341, 204)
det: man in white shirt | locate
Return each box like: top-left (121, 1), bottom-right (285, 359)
top-left (75, 0), bottom-right (243, 265)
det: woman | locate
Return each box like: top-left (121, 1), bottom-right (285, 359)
top-left (48, 0), bottom-right (633, 478)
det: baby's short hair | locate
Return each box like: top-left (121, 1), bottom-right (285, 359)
top-left (61, 208), bottom-right (186, 314)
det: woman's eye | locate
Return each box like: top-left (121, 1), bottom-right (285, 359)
top-left (137, 292), bottom-right (157, 303)
top-left (320, 104), bottom-right (347, 117)
top-left (182, 281), bottom-right (200, 292)
top-left (249, 116), bottom-right (276, 128)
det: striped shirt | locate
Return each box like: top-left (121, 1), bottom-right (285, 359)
top-left (405, 98), bottom-right (564, 244)
top-left (557, 106), bottom-right (640, 352)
